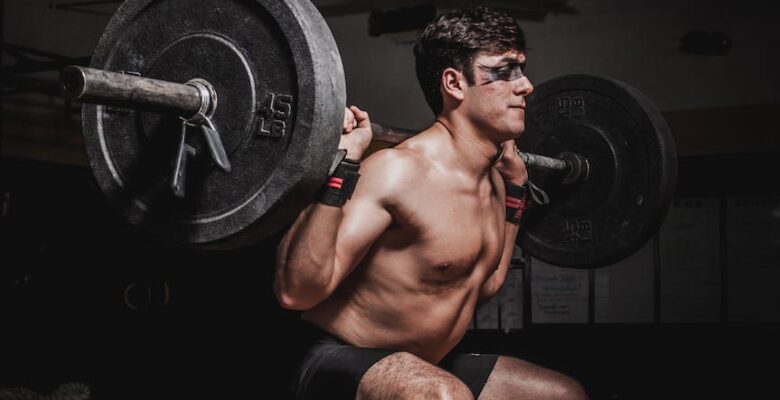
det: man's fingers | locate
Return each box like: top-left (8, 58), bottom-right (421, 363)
top-left (499, 140), bottom-right (518, 160)
top-left (501, 139), bottom-right (517, 152)
top-left (349, 105), bottom-right (371, 128)
top-left (343, 108), bottom-right (350, 131)
top-left (343, 107), bottom-right (357, 133)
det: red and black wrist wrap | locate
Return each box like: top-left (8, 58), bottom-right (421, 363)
top-left (319, 158), bottom-right (361, 207)
top-left (505, 181), bottom-right (528, 225)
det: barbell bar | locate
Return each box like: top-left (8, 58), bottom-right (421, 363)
top-left (61, 65), bottom-right (587, 184)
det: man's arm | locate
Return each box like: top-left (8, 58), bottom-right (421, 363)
top-left (479, 140), bottom-right (528, 302)
top-left (480, 221), bottom-right (520, 302)
top-left (274, 178), bottom-right (393, 310)
top-left (274, 127), bottom-right (424, 310)
top-left (274, 106), bottom-right (388, 310)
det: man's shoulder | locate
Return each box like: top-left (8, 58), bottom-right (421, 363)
top-left (359, 147), bottom-right (431, 191)
top-left (363, 147), bottom-right (430, 176)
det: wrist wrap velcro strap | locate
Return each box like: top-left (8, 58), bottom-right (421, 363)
top-left (319, 159), bottom-right (360, 207)
top-left (505, 181), bottom-right (528, 225)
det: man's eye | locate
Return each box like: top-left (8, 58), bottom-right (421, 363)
top-left (497, 66), bottom-right (523, 81)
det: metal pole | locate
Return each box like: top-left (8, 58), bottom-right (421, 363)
top-left (62, 65), bottom-right (583, 180)
top-left (60, 65), bottom-right (204, 116)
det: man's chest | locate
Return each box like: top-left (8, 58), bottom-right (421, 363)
top-left (393, 191), bottom-right (506, 281)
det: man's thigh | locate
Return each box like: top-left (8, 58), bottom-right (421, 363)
top-left (358, 352), bottom-right (475, 400)
top-left (479, 356), bottom-right (588, 400)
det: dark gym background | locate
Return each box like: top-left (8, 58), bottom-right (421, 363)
top-left (2, 1), bottom-right (779, 399)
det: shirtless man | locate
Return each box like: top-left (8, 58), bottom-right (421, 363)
top-left (275, 7), bottom-right (588, 400)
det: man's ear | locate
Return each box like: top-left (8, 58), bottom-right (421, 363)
top-left (441, 67), bottom-right (466, 102)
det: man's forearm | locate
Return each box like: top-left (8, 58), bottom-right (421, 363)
top-left (274, 204), bottom-right (343, 310)
top-left (484, 175), bottom-right (527, 296)
top-left (480, 222), bottom-right (521, 302)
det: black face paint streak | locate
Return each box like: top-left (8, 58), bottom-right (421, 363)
top-left (478, 62), bottom-right (525, 85)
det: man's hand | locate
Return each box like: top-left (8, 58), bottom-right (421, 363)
top-left (494, 140), bottom-right (528, 186)
top-left (341, 106), bottom-right (373, 160)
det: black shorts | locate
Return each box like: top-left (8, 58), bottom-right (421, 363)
top-left (291, 323), bottom-right (499, 400)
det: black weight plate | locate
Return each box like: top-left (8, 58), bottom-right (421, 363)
top-left (82, 0), bottom-right (345, 246)
top-left (517, 74), bottom-right (677, 268)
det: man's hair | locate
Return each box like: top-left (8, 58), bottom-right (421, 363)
top-left (413, 7), bottom-right (527, 115)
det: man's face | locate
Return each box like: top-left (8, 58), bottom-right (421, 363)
top-left (462, 50), bottom-right (534, 141)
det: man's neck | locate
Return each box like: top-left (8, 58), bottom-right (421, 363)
top-left (433, 115), bottom-right (501, 179)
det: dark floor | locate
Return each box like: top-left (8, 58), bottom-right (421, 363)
top-left (2, 157), bottom-right (778, 399)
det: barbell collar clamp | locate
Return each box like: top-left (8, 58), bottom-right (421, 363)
top-left (182, 78), bottom-right (218, 124)
top-left (62, 66), bottom-right (231, 179)
top-left (557, 151), bottom-right (590, 184)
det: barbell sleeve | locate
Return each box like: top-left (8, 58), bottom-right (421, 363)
top-left (61, 65), bottom-right (582, 180)
top-left (60, 65), bottom-right (205, 117)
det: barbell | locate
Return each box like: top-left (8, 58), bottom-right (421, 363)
top-left (61, 65), bottom-right (586, 186)
top-left (59, 0), bottom-right (676, 268)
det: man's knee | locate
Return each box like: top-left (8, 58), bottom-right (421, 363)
top-left (485, 356), bottom-right (588, 400)
top-left (545, 374), bottom-right (588, 400)
top-left (358, 352), bottom-right (473, 400)
top-left (413, 374), bottom-right (473, 400)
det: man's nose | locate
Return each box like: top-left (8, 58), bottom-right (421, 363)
top-left (515, 77), bottom-right (534, 97)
